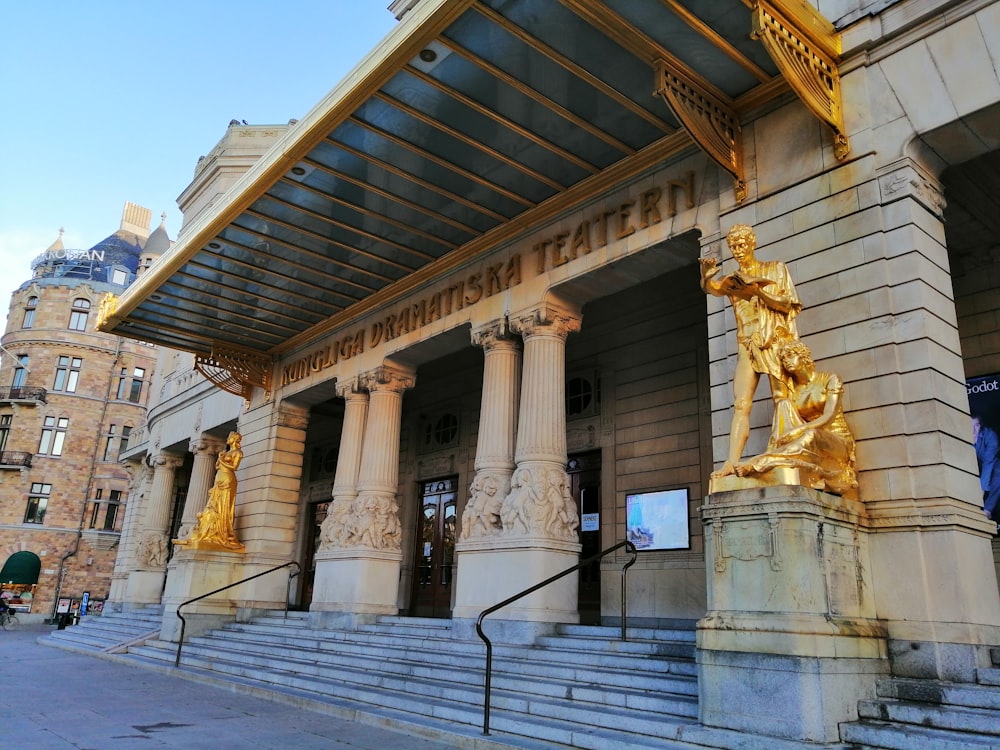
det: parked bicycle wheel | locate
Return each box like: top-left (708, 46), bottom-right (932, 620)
top-left (1, 614), bottom-right (18, 631)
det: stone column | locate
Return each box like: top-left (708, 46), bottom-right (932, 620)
top-left (124, 452), bottom-right (182, 605)
top-left (108, 457), bottom-right (152, 610)
top-left (309, 364), bottom-right (415, 625)
top-left (174, 437), bottom-right (224, 541)
top-left (453, 320), bottom-right (521, 620)
top-left (311, 379), bottom-right (368, 612)
top-left (480, 302), bottom-right (582, 632)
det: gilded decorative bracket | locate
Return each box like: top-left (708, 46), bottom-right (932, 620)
top-left (653, 59), bottom-right (747, 202)
top-left (751, 0), bottom-right (849, 160)
top-left (195, 346), bottom-right (273, 402)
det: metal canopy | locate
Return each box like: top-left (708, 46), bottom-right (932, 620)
top-left (100, 0), bottom-right (841, 372)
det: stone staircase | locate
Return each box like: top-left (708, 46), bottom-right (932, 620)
top-left (42, 609), bottom-right (1000, 748)
top-left (840, 648), bottom-right (1000, 748)
top-left (42, 606), bottom-right (163, 654)
top-left (51, 611), bottom-right (822, 750)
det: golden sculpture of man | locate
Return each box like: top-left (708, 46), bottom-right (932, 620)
top-left (175, 431), bottom-right (245, 552)
top-left (700, 224), bottom-right (801, 478)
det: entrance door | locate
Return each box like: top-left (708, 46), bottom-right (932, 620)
top-left (568, 452), bottom-right (601, 624)
top-left (410, 477), bottom-right (457, 618)
top-left (300, 500), bottom-right (329, 609)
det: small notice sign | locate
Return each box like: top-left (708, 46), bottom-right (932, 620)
top-left (57, 598), bottom-right (71, 614)
top-left (581, 513), bottom-right (599, 532)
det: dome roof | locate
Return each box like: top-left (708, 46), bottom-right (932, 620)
top-left (143, 213), bottom-right (172, 256)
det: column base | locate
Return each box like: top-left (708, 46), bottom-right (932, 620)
top-left (452, 537), bottom-right (581, 624)
top-left (123, 568), bottom-right (167, 608)
top-left (160, 548), bottom-right (246, 642)
top-left (697, 647), bottom-right (888, 742)
top-left (310, 547), bottom-right (402, 616)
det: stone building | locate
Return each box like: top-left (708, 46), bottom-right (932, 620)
top-left (0, 203), bottom-right (165, 621)
top-left (96, 0), bottom-right (1000, 744)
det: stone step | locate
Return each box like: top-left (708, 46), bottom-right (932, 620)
top-left (534, 633), bottom-right (695, 659)
top-left (976, 667), bottom-right (1000, 687)
top-left (180, 629), bottom-right (697, 697)
top-left (555, 623), bottom-right (697, 643)
top-left (216, 619), bottom-right (696, 676)
top-left (857, 698), bottom-right (1000, 736)
top-left (143, 637), bottom-right (699, 722)
top-left (129, 641), bottom-right (701, 745)
top-left (42, 611), bottom-right (164, 651)
top-left (877, 678), bottom-right (1000, 711)
top-left (840, 719), bottom-right (1000, 749)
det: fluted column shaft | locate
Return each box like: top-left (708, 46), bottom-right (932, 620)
top-left (503, 303), bottom-right (582, 541)
top-left (346, 365), bottom-right (416, 551)
top-left (460, 321), bottom-right (521, 541)
top-left (319, 380), bottom-right (369, 551)
top-left (176, 437), bottom-right (223, 539)
top-left (139, 453), bottom-right (183, 567)
top-left (357, 366), bottom-right (414, 496)
top-left (475, 323), bottom-right (521, 472)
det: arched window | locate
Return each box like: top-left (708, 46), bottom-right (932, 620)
top-left (21, 296), bottom-right (37, 328)
top-left (68, 298), bottom-right (90, 330)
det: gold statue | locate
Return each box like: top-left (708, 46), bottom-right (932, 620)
top-left (700, 224), bottom-right (802, 478)
top-left (175, 432), bottom-right (246, 552)
top-left (736, 340), bottom-right (858, 498)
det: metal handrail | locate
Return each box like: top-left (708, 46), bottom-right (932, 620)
top-left (174, 560), bottom-right (300, 667)
top-left (475, 540), bottom-right (637, 735)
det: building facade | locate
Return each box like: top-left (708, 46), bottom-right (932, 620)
top-left (100, 0), bottom-right (1000, 742)
top-left (0, 203), bottom-right (165, 621)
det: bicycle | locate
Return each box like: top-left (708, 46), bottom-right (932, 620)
top-left (0, 611), bottom-right (19, 630)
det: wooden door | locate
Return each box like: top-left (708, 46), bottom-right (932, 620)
top-left (410, 478), bottom-right (457, 618)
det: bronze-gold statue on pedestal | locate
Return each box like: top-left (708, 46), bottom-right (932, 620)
top-left (702, 225), bottom-right (857, 498)
top-left (700, 224), bottom-right (802, 479)
top-left (175, 431), bottom-right (246, 552)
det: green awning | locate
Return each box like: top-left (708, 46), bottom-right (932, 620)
top-left (0, 551), bottom-right (41, 585)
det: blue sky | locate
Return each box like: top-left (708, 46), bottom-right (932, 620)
top-left (0, 2), bottom-right (399, 311)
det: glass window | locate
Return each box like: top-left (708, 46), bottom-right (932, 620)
top-left (22, 297), bottom-right (37, 328)
top-left (53, 356), bottom-right (82, 392)
top-left (68, 298), bottom-right (90, 330)
top-left (11, 355), bottom-right (28, 388)
top-left (38, 416), bottom-right (69, 456)
top-left (128, 368), bottom-right (145, 403)
top-left (25, 483), bottom-right (51, 524)
top-left (103, 425), bottom-right (118, 462)
top-left (0, 414), bottom-right (10, 452)
top-left (120, 425), bottom-right (132, 455)
top-left (105, 490), bottom-right (122, 530)
top-left (111, 268), bottom-right (128, 285)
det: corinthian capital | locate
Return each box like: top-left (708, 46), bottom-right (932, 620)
top-left (471, 320), bottom-right (519, 352)
top-left (148, 453), bottom-right (184, 471)
top-left (361, 364), bottom-right (416, 394)
top-left (509, 302), bottom-right (582, 340)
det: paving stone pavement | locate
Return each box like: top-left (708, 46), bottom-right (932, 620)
top-left (4, 623), bottom-right (459, 749)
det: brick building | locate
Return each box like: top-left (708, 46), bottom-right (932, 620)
top-left (0, 203), bottom-right (166, 621)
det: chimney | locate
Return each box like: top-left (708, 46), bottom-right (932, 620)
top-left (120, 202), bottom-right (152, 241)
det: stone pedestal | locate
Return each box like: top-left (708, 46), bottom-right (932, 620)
top-left (310, 548), bottom-right (403, 616)
top-left (697, 485), bottom-right (888, 743)
top-left (159, 548), bottom-right (246, 642)
top-left (453, 538), bottom-right (580, 629)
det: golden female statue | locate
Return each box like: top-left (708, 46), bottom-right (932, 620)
top-left (736, 341), bottom-right (858, 498)
top-left (176, 431), bottom-right (246, 552)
